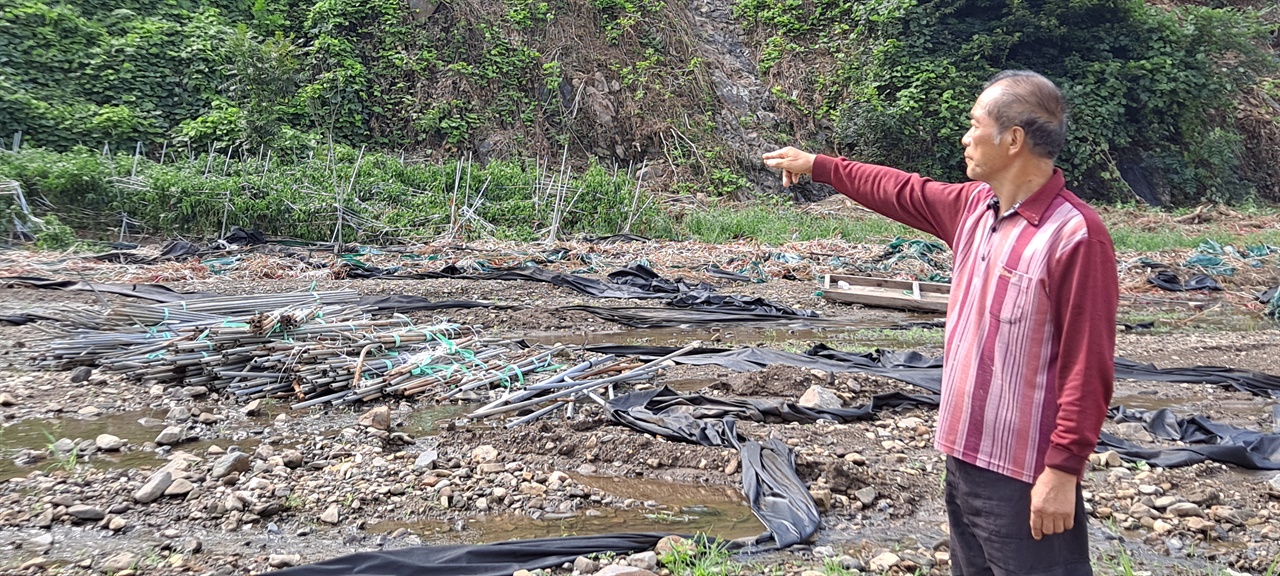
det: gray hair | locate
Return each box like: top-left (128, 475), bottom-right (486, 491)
top-left (982, 70), bottom-right (1067, 160)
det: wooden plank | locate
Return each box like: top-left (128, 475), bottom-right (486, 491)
top-left (826, 274), bottom-right (950, 295)
top-left (820, 274), bottom-right (950, 313)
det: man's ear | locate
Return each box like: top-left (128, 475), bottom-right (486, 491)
top-left (1006, 126), bottom-right (1026, 155)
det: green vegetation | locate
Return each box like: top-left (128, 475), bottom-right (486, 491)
top-left (684, 204), bottom-right (923, 245)
top-left (657, 535), bottom-right (745, 576)
top-left (33, 214), bottom-right (76, 250)
top-left (0, 146), bottom-right (669, 242)
top-left (737, 0), bottom-right (1279, 205)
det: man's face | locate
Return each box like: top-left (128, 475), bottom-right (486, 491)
top-left (961, 87), bottom-right (1011, 182)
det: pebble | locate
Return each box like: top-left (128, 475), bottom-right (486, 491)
top-left (165, 478), bottom-right (196, 496)
top-left (155, 426), bottom-right (184, 445)
top-left (269, 554), bottom-right (302, 568)
top-left (67, 504), bottom-right (105, 520)
top-left (70, 366), bottom-right (93, 383)
top-left (0, 392), bottom-right (18, 406)
top-left (628, 551), bottom-right (658, 571)
top-left (134, 471), bottom-right (174, 503)
top-left (242, 399), bottom-right (263, 416)
top-left (869, 552), bottom-right (901, 572)
top-left (855, 486), bottom-right (878, 506)
top-left (1168, 502), bottom-right (1204, 517)
top-left (95, 433), bottom-right (127, 451)
top-left (211, 452), bottom-right (252, 478)
top-left (575, 556), bottom-right (600, 573)
top-left (812, 545), bottom-right (837, 558)
top-left (798, 385), bottom-right (842, 409)
top-left (321, 504), bottom-right (340, 524)
top-left (26, 533), bottom-right (53, 552)
top-left (102, 552), bottom-right (138, 572)
top-left (358, 406), bottom-right (392, 430)
top-left (109, 516), bottom-right (129, 531)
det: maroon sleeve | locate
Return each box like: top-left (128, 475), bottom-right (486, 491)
top-left (1044, 235), bottom-right (1118, 476)
top-left (811, 155), bottom-right (979, 247)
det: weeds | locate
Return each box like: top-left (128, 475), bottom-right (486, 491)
top-left (40, 430), bottom-right (78, 472)
top-left (659, 534), bottom-right (743, 576)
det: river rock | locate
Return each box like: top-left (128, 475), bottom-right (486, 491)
top-left (52, 438), bottom-right (74, 452)
top-left (67, 505), bottom-right (105, 520)
top-left (95, 434), bottom-right (126, 451)
top-left (628, 551), bottom-right (658, 571)
top-left (109, 516), bottom-right (128, 531)
top-left (798, 385), bottom-right (842, 410)
top-left (167, 407), bottom-right (191, 421)
top-left (155, 426), bottom-right (184, 445)
top-left (414, 449), bottom-right (438, 470)
top-left (102, 552), bottom-right (138, 572)
top-left (242, 399), bottom-right (263, 416)
top-left (134, 471), bottom-right (174, 503)
top-left (282, 450), bottom-right (304, 468)
top-left (211, 453), bottom-right (251, 478)
top-left (358, 406), bottom-right (391, 430)
top-left (77, 405), bottom-right (101, 416)
top-left (320, 504), bottom-right (340, 524)
top-left (70, 366), bottom-right (93, 383)
top-left (594, 566), bottom-right (657, 576)
top-left (165, 478), bottom-right (195, 497)
top-left (1168, 502), bottom-right (1204, 517)
top-left (855, 487), bottom-right (878, 506)
top-left (269, 554), bottom-right (301, 568)
top-left (471, 445), bottom-right (498, 463)
top-left (575, 556), bottom-right (599, 573)
top-left (869, 552), bottom-right (900, 572)
top-left (34, 508), bottom-right (53, 528)
top-left (812, 545), bottom-right (837, 558)
top-left (1153, 496), bottom-right (1179, 509)
top-left (0, 392), bottom-right (18, 406)
top-left (26, 533), bottom-right (53, 552)
top-left (1185, 517), bottom-right (1216, 533)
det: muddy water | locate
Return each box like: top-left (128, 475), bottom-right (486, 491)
top-left (369, 475), bottom-right (763, 543)
top-left (0, 410), bottom-right (267, 480)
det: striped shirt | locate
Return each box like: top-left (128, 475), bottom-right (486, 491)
top-left (813, 156), bottom-right (1117, 483)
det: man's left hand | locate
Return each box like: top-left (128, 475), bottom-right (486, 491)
top-left (1029, 467), bottom-right (1077, 540)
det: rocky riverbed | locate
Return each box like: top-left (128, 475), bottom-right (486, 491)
top-left (1, 250), bottom-right (1278, 575)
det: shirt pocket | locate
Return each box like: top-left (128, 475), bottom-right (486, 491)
top-left (988, 265), bottom-right (1041, 324)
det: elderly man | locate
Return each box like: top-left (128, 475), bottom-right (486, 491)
top-left (764, 70), bottom-right (1117, 575)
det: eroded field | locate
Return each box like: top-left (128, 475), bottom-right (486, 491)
top-left (1, 239), bottom-right (1278, 575)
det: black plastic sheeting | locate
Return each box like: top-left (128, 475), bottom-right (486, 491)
top-left (90, 228), bottom-right (268, 265)
top-left (560, 305), bottom-right (814, 328)
top-left (1105, 407), bottom-right (1280, 469)
top-left (1147, 270), bottom-right (1223, 292)
top-left (590, 344), bottom-right (1280, 471)
top-left (270, 533), bottom-right (670, 576)
top-left (0, 277), bottom-right (216, 303)
top-left (344, 263), bottom-right (818, 319)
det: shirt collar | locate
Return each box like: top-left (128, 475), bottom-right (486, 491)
top-left (1011, 168), bottom-right (1066, 227)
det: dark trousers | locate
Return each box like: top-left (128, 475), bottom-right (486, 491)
top-left (945, 457), bottom-right (1092, 576)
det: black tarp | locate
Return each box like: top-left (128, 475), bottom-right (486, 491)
top-left (591, 345), bottom-right (1280, 471)
top-left (1147, 270), bottom-right (1223, 292)
top-left (0, 277), bottom-right (216, 302)
top-left (270, 533), bottom-right (671, 576)
top-left (90, 228), bottom-right (268, 264)
top-left (342, 263), bottom-right (819, 319)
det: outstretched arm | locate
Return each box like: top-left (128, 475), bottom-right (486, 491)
top-left (763, 147), bottom-right (979, 246)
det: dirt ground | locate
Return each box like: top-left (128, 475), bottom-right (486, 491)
top-left (0, 239), bottom-right (1278, 575)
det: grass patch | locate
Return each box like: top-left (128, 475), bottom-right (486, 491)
top-left (658, 535), bottom-right (745, 576)
top-left (1108, 227), bottom-right (1280, 252)
top-left (683, 205), bottom-right (924, 245)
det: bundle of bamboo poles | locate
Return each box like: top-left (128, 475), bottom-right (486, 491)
top-left (26, 291), bottom-right (580, 408)
top-left (27, 290), bottom-right (673, 420)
